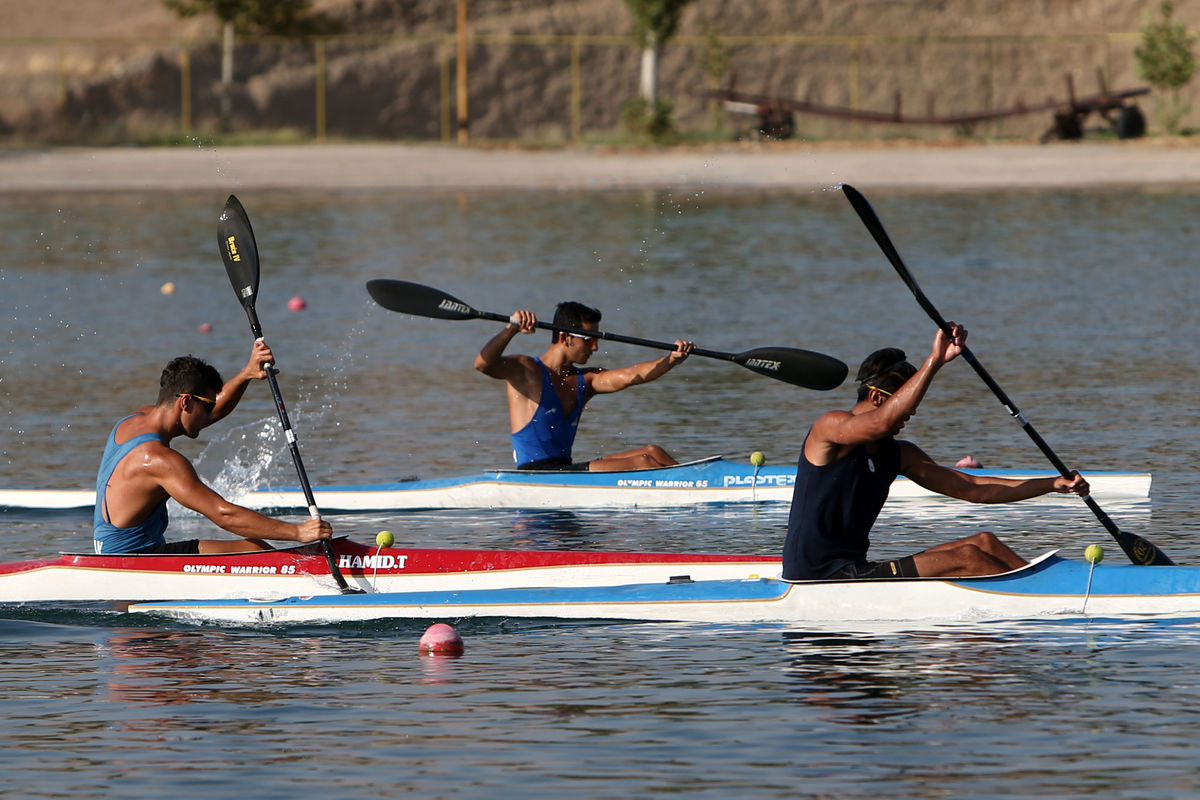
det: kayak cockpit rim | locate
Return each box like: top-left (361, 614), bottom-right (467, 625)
top-left (780, 549), bottom-right (1063, 585)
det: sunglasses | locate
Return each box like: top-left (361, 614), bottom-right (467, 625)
top-left (177, 392), bottom-right (216, 410)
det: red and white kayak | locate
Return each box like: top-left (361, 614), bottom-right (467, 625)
top-left (0, 538), bottom-right (780, 603)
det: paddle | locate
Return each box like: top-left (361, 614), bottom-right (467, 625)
top-left (217, 194), bottom-right (361, 592)
top-left (841, 183), bottom-right (1172, 566)
top-left (364, 278), bottom-right (848, 391)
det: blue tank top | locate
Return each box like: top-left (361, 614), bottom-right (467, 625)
top-left (93, 415), bottom-right (170, 554)
top-left (782, 434), bottom-right (901, 580)
top-left (511, 358), bottom-right (587, 467)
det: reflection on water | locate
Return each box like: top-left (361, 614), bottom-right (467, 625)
top-left (96, 628), bottom-right (334, 709)
top-left (508, 510), bottom-right (591, 547)
top-left (782, 629), bottom-right (924, 725)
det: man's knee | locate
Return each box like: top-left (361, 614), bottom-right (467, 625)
top-left (968, 531), bottom-right (1005, 552)
top-left (642, 444), bottom-right (676, 465)
top-left (636, 451), bottom-right (664, 468)
top-left (959, 542), bottom-right (1012, 571)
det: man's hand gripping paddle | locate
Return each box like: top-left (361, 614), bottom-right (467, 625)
top-left (218, 195), bottom-right (362, 592)
top-left (842, 183), bottom-right (1172, 566)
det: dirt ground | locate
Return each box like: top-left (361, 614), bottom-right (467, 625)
top-left (3, 140), bottom-right (1200, 193)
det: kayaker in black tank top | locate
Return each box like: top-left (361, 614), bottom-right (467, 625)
top-left (783, 325), bottom-right (1090, 581)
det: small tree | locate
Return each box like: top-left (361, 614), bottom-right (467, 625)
top-left (622, 0), bottom-right (696, 141)
top-left (162, 0), bottom-right (335, 129)
top-left (1135, 0), bottom-right (1196, 135)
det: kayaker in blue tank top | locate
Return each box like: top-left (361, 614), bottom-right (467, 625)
top-left (783, 325), bottom-right (1090, 581)
top-left (509, 358), bottom-right (587, 468)
top-left (475, 300), bottom-right (695, 471)
top-left (92, 343), bottom-right (332, 555)
top-left (94, 416), bottom-right (171, 553)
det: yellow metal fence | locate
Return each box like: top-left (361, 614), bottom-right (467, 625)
top-left (0, 30), bottom-right (1166, 143)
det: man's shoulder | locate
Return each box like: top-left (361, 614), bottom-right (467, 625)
top-left (810, 408), bottom-right (853, 431)
top-left (896, 438), bottom-right (932, 462)
top-left (112, 415), bottom-right (167, 447)
top-left (133, 438), bottom-right (181, 467)
top-left (488, 352), bottom-right (541, 376)
top-left (511, 352), bottom-right (547, 368)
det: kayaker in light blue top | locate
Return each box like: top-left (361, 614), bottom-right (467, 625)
top-left (92, 342), bottom-right (332, 554)
top-left (784, 324), bottom-right (1090, 581)
top-left (94, 416), bottom-right (171, 553)
top-left (475, 300), bottom-right (694, 471)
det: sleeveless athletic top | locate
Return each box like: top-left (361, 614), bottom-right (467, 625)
top-left (782, 433), bottom-right (901, 580)
top-left (93, 414), bottom-right (169, 554)
top-left (511, 358), bottom-right (587, 468)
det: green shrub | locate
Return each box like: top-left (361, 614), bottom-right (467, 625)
top-left (621, 97), bottom-right (675, 143)
top-left (1135, 1), bottom-right (1196, 134)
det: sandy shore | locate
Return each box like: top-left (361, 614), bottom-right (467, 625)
top-left (4, 141), bottom-right (1200, 192)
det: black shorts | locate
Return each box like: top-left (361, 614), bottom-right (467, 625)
top-left (135, 539), bottom-right (202, 555)
top-left (517, 457), bottom-right (590, 472)
top-left (832, 555), bottom-right (920, 580)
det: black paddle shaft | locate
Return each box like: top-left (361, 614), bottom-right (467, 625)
top-left (841, 183), bottom-right (1173, 567)
top-left (365, 278), bottom-right (848, 391)
top-left (218, 195), bottom-right (362, 592)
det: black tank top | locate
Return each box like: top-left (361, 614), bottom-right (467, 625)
top-left (783, 434), bottom-right (901, 580)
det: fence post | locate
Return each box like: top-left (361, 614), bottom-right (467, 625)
top-left (180, 46), bottom-right (192, 133)
top-left (849, 38), bottom-right (861, 137)
top-left (55, 41), bottom-right (68, 139)
top-left (440, 38), bottom-right (451, 141)
top-left (56, 41), bottom-right (67, 109)
top-left (571, 36), bottom-right (582, 142)
top-left (315, 38), bottom-right (327, 141)
top-left (456, 0), bottom-right (469, 143)
top-left (985, 37), bottom-right (995, 138)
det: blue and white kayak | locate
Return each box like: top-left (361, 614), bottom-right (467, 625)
top-left (130, 551), bottom-right (1200, 626)
top-left (0, 456), bottom-right (1152, 512)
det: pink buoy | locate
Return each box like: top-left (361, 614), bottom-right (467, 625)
top-left (287, 296), bottom-right (307, 312)
top-left (198, 322), bottom-right (212, 333)
top-left (419, 623), bottom-right (464, 656)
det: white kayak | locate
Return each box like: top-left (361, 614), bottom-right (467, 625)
top-left (129, 551), bottom-right (1200, 626)
top-left (0, 456), bottom-right (1151, 512)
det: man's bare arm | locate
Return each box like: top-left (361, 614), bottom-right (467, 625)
top-left (589, 340), bottom-right (693, 394)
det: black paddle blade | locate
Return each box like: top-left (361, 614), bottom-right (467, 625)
top-left (1115, 526), bottom-right (1175, 566)
top-left (218, 194), bottom-right (260, 311)
top-left (733, 347), bottom-right (847, 391)
top-left (366, 279), bottom-right (478, 320)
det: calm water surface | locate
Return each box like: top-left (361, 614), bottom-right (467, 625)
top-left (2, 184), bottom-right (1200, 798)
